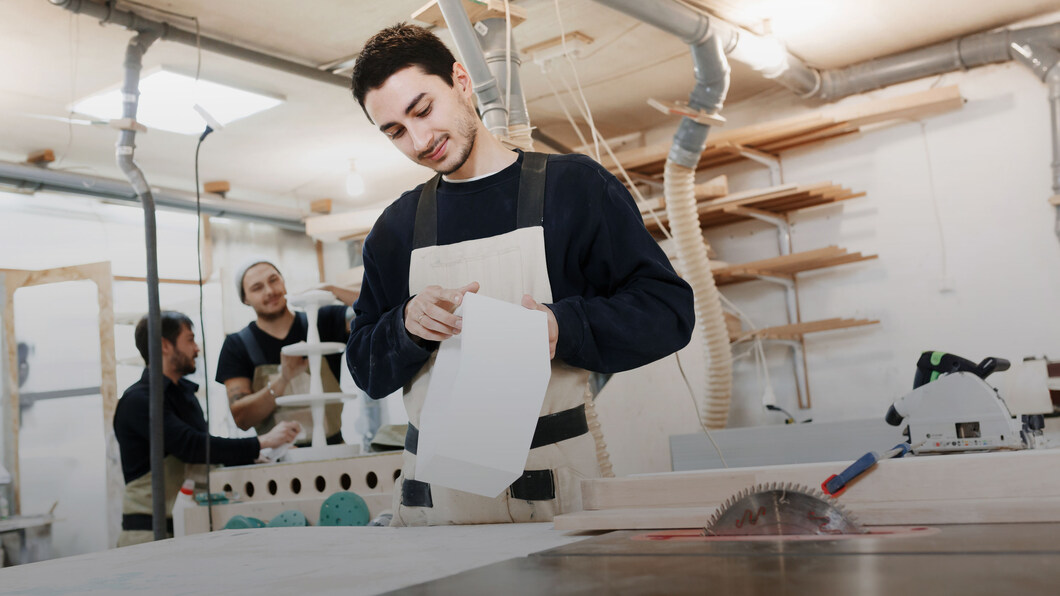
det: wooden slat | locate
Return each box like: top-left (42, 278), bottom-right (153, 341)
top-left (113, 275), bottom-right (203, 286)
top-left (554, 497), bottom-right (1060, 530)
top-left (711, 246), bottom-right (876, 286)
top-left (644, 182), bottom-right (859, 233)
top-left (412, 0), bottom-right (526, 28)
top-left (604, 86), bottom-right (963, 177)
top-left (733, 317), bottom-right (878, 342)
top-left (554, 449), bottom-right (1060, 530)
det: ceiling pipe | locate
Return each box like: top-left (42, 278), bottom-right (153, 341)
top-left (1011, 42), bottom-right (1060, 240)
top-left (591, 0), bottom-right (1060, 103)
top-left (0, 160), bottom-right (306, 232)
top-left (114, 27), bottom-right (168, 542)
top-left (816, 23), bottom-right (1060, 100)
top-left (479, 17), bottom-right (533, 150)
top-left (593, 0), bottom-right (736, 429)
top-left (436, 0), bottom-right (509, 138)
top-left (48, 0), bottom-right (348, 87)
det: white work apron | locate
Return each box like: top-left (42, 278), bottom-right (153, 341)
top-left (117, 456), bottom-right (206, 547)
top-left (392, 153), bottom-right (603, 526)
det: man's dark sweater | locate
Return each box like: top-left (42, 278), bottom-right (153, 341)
top-left (347, 151), bottom-right (695, 399)
top-left (114, 369), bottom-right (261, 484)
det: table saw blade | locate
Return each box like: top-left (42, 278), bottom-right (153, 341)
top-left (704, 482), bottom-right (864, 536)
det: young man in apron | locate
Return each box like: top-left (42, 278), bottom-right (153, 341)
top-left (216, 260), bottom-right (357, 445)
top-left (114, 312), bottom-right (300, 545)
top-left (347, 25), bottom-right (695, 526)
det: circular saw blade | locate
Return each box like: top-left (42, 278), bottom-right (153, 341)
top-left (704, 482), bottom-right (864, 536)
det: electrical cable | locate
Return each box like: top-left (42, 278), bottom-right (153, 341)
top-left (676, 352), bottom-right (727, 468)
top-left (194, 126), bottom-right (215, 531)
top-left (553, 0), bottom-right (599, 160)
top-left (541, 67), bottom-right (673, 241)
top-left (919, 122), bottom-right (950, 286)
top-left (57, 12), bottom-right (80, 168)
top-left (542, 71), bottom-right (589, 147)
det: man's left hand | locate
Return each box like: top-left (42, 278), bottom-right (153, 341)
top-left (521, 295), bottom-right (557, 360)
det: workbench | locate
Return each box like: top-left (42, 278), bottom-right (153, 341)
top-left (0, 522), bottom-right (1057, 594)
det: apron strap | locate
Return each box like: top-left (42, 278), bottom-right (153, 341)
top-left (516, 151), bottom-right (549, 229)
top-left (403, 404), bottom-right (587, 455)
top-left (412, 152), bottom-right (550, 251)
top-left (412, 174), bottom-right (442, 250)
top-left (123, 513), bottom-right (174, 534)
top-left (237, 325), bottom-right (267, 369)
top-left (237, 311), bottom-right (309, 370)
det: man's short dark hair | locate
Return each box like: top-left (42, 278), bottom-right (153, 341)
top-left (351, 23), bottom-right (457, 115)
top-left (134, 311), bottom-right (193, 365)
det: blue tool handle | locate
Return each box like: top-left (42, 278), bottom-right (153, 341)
top-left (823, 451), bottom-right (879, 496)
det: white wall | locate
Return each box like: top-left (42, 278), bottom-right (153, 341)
top-left (597, 56), bottom-right (1060, 475)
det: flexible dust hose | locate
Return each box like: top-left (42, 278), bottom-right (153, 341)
top-left (582, 384), bottom-right (614, 477)
top-left (665, 160), bottom-right (734, 428)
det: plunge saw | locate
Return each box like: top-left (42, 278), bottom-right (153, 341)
top-left (703, 351), bottom-right (1045, 537)
top-left (886, 352), bottom-right (1045, 453)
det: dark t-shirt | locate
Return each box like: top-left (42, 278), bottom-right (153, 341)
top-left (215, 305), bottom-right (349, 384)
top-left (114, 369), bottom-right (260, 483)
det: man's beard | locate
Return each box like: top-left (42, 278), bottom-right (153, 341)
top-left (175, 353), bottom-right (196, 377)
top-left (432, 103), bottom-right (479, 176)
top-left (255, 298), bottom-right (288, 321)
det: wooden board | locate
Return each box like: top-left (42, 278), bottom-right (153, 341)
top-left (1, 263), bottom-right (117, 545)
top-left (554, 496), bottom-right (1060, 530)
top-left (412, 0), bottom-right (526, 28)
top-left (711, 246), bottom-right (877, 286)
top-left (732, 317), bottom-right (878, 342)
top-left (604, 86), bottom-right (963, 177)
top-left (553, 449), bottom-right (1060, 530)
top-left (305, 208), bottom-right (385, 243)
top-left (643, 182), bottom-right (864, 233)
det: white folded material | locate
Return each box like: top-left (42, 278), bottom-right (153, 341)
top-left (416, 292), bottom-right (552, 498)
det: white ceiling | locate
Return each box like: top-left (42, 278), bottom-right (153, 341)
top-left (1, 0), bottom-right (1059, 217)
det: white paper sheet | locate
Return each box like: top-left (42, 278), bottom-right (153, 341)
top-left (416, 292), bottom-right (552, 497)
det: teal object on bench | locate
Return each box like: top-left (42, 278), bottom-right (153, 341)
top-left (319, 491), bottom-right (371, 527)
top-left (223, 515), bottom-right (266, 529)
top-left (268, 510), bottom-right (309, 527)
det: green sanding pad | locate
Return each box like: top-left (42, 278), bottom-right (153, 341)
top-left (319, 491), bottom-right (371, 526)
top-left (268, 510), bottom-right (309, 527)
top-left (223, 515), bottom-right (266, 529)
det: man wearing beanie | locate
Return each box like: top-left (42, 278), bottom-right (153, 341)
top-left (215, 259), bottom-right (358, 444)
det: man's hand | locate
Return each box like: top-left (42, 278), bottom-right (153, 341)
top-left (280, 352), bottom-right (308, 382)
top-left (405, 282), bottom-right (480, 342)
top-left (521, 295), bottom-right (558, 359)
top-left (258, 420), bottom-right (301, 449)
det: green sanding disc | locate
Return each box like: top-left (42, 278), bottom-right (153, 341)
top-left (223, 515), bottom-right (265, 529)
top-left (268, 510), bottom-right (309, 527)
top-left (319, 491), bottom-right (370, 527)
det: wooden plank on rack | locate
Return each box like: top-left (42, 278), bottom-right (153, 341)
top-left (412, 0), bottom-right (526, 28)
top-left (694, 175), bottom-right (728, 199)
top-left (601, 86), bottom-right (963, 176)
top-left (733, 317), bottom-right (877, 342)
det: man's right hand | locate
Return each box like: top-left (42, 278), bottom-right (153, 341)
top-left (258, 420), bottom-right (302, 449)
top-left (404, 282), bottom-right (480, 342)
top-left (280, 352), bottom-right (308, 382)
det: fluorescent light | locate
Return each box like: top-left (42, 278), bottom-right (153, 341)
top-left (345, 160), bottom-right (365, 197)
top-left (729, 34), bottom-right (789, 79)
top-left (71, 68), bottom-right (283, 135)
